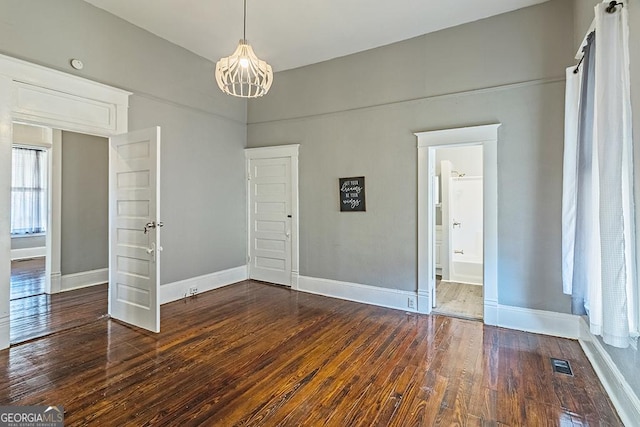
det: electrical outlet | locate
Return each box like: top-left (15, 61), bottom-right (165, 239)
top-left (407, 297), bottom-right (415, 309)
top-left (189, 286), bottom-right (198, 296)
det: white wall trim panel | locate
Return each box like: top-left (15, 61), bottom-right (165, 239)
top-left (578, 319), bottom-right (640, 427)
top-left (0, 54), bottom-right (131, 105)
top-left (0, 53), bottom-right (131, 135)
top-left (60, 268), bottom-right (109, 292)
top-left (13, 82), bottom-right (118, 135)
top-left (10, 247), bottom-right (46, 261)
top-left (160, 265), bottom-right (248, 305)
top-left (298, 276), bottom-right (418, 313)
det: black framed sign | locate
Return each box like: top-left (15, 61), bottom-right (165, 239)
top-left (339, 176), bottom-right (366, 212)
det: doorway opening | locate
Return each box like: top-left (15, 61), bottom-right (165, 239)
top-left (0, 53), bottom-right (134, 350)
top-left (432, 145), bottom-right (484, 320)
top-left (9, 123), bottom-right (109, 344)
top-left (10, 125), bottom-right (49, 301)
top-left (415, 124), bottom-right (500, 324)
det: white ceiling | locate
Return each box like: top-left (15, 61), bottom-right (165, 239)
top-left (83, 0), bottom-right (549, 72)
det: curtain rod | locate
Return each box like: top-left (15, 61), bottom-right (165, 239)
top-left (605, 1), bottom-right (624, 13)
top-left (573, 1), bottom-right (623, 74)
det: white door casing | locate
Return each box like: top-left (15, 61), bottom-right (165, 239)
top-left (109, 127), bottom-right (161, 333)
top-left (245, 145), bottom-right (299, 288)
top-left (0, 53), bottom-right (130, 349)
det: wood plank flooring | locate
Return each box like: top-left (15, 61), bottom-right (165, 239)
top-left (434, 280), bottom-right (483, 320)
top-left (10, 258), bottom-right (46, 300)
top-left (10, 284), bottom-right (107, 344)
top-left (10, 257), bottom-right (108, 344)
top-left (0, 281), bottom-right (621, 426)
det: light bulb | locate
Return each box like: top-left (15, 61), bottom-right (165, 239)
top-left (239, 57), bottom-right (249, 68)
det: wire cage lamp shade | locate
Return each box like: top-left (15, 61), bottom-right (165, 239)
top-left (215, 39), bottom-right (273, 98)
top-left (215, 0), bottom-right (273, 98)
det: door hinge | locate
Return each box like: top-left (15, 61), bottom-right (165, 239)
top-left (247, 255), bottom-right (251, 262)
top-left (247, 173), bottom-right (251, 180)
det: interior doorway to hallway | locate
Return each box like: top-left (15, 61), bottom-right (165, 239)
top-left (431, 145), bottom-right (484, 320)
top-left (415, 124), bottom-right (500, 323)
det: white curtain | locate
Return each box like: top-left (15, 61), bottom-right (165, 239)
top-left (562, 2), bottom-right (636, 348)
top-left (11, 147), bottom-right (47, 235)
top-left (562, 66), bottom-right (580, 295)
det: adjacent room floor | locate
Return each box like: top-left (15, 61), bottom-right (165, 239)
top-left (0, 280), bottom-right (621, 425)
top-left (434, 278), bottom-right (484, 320)
top-left (10, 257), bottom-right (46, 300)
top-left (10, 257), bottom-right (107, 344)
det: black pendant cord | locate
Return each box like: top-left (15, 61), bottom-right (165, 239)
top-left (606, 1), bottom-right (623, 13)
top-left (243, 0), bottom-right (247, 41)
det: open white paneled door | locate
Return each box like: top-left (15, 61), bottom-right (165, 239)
top-left (109, 127), bottom-right (161, 333)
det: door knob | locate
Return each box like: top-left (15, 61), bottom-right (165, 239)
top-left (143, 221), bottom-right (164, 234)
top-left (146, 242), bottom-right (156, 262)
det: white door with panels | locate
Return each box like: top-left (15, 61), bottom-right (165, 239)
top-left (109, 127), bottom-right (162, 333)
top-left (248, 156), bottom-right (292, 286)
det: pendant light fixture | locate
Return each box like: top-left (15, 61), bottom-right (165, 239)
top-left (215, 0), bottom-right (273, 98)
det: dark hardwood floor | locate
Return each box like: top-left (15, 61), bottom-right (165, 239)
top-left (10, 257), bottom-right (108, 344)
top-left (0, 281), bottom-right (621, 426)
top-left (10, 258), bottom-right (46, 299)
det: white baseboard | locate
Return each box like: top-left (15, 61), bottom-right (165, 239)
top-left (496, 304), bottom-right (581, 339)
top-left (494, 305), bottom-right (639, 424)
top-left (161, 265), bottom-right (248, 305)
top-left (484, 298), bottom-right (498, 326)
top-left (61, 268), bottom-right (108, 292)
top-left (50, 271), bottom-right (61, 294)
top-left (578, 319), bottom-right (640, 427)
top-left (297, 276), bottom-right (417, 313)
top-left (10, 246), bottom-right (46, 261)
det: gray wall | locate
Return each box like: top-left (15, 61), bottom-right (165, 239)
top-left (435, 146), bottom-right (483, 177)
top-left (248, 0), bottom-right (574, 312)
top-left (11, 235), bottom-right (45, 250)
top-left (60, 131), bottom-right (108, 275)
top-left (574, 0), bottom-right (640, 400)
top-left (0, 0), bottom-right (247, 285)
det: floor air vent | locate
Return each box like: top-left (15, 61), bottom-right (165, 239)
top-left (551, 358), bottom-right (573, 376)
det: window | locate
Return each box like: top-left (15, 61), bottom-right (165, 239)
top-left (11, 146), bottom-right (47, 235)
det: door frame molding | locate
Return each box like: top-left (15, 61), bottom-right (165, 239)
top-left (416, 124), bottom-right (500, 324)
top-left (0, 53), bottom-right (130, 349)
top-left (244, 145), bottom-right (300, 289)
